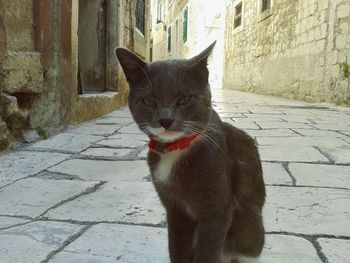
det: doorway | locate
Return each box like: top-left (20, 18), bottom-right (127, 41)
top-left (78, 0), bottom-right (106, 93)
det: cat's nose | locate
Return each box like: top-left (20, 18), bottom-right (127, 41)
top-left (158, 119), bottom-right (174, 129)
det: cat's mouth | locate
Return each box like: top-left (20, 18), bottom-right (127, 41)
top-left (148, 127), bottom-right (185, 143)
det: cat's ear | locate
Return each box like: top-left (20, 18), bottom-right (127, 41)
top-left (188, 41), bottom-right (216, 83)
top-left (189, 41), bottom-right (216, 67)
top-left (115, 48), bottom-right (147, 85)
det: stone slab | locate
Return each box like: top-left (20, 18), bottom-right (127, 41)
top-left (67, 122), bottom-right (123, 135)
top-left (319, 146), bottom-right (350, 164)
top-left (97, 133), bottom-right (148, 148)
top-left (262, 162), bottom-right (293, 185)
top-left (259, 145), bottom-right (329, 162)
top-left (48, 159), bottom-right (149, 182)
top-left (80, 148), bottom-right (134, 158)
top-left (310, 123), bottom-right (350, 131)
top-left (218, 112), bottom-right (248, 118)
top-left (138, 148), bottom-right (149, 159)
top-left (95, 116), bottom-right (134, 125)
top-left (292, 129), bottom-right (349, 138)
top-left (318, 238), bottom-right (350, 263)
top-left (247, 107), bottom-right (285, 114)
top-left (245, 129), bottom-right (299, 137)
top-left (104, 108), bottom-right (132, 118)
top-left (261, 234), bottom-right (321, 263)
top-left (232, 121), bottom-right (261, 130)
top-left (0, 151), bottom-right (69, 187)
top-left (27, 133), bottom-right (104, 153)
top-left (50, 252), bottom-right (119, 263)
top-left (289, 163), bottom-right (350, 188)
top-left (50, 223), bottom-right (169, 263)
top-left (263, 186), bottom-right (350, 236)
top-left (257, 137), bottom-right (349, 147)
top-left (46, 182), bottom-right (165, 225)
top-left (238, 114), bottom-right (286, 122)
top-left (0, 221), bottom-right (82, 263)
top-left (0, 178), bottom-right (98, 217)
top-left (280, 116), bottom-right (321, 123)
top-left (117, 123), bottom-right (144, 134)
top-left (256, 121), bottom-right (312, 129)
top-left (0, 216), bottom-right (29, 229)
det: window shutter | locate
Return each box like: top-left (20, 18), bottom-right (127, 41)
top-left (168, 26), bottom-right (172, 52)
top-left (183, 7), bottom-right (188, 42)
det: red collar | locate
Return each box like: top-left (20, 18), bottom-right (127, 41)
top-left (148, 132), bottom-right (202, 154)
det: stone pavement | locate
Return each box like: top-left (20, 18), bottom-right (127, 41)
top-left (0, 90), bottom-right (349, 263)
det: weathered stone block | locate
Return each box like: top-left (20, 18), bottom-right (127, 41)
top-left (27, 133), bottom-right (104, 153)
top-left (264, 186), bottom-right (350, 236)
top-left (3, 0), bottom-right (35, 51)
top-left (48, 159), bottom-right (149, 182)
top-left (337, 4), bottom-right (350, 19)
top-left (0, 117), bottom-right (9, 150)
top-left (0, 178), bottom-right (99, 217)
top-left (0, 221), bottom-right (82, 263)
top-left (0, 93), bottom-right (18, 116)
top-left (46, 182), bottom-right (165, 224)
top-left (50, 224), bottom-right (169, 263)
top-left (0, 52), bottom-right (43, 94)
top-left (336, 36), bottom-right (346, 49)
top-left (318, 238), bottom-right (350, 263)
top-left (0, 151), bottom-right (70, 187)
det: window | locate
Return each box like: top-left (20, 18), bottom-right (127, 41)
top-left (183, 7), bottom-right (188, 42)
top-left (168, 26), bottom-right (172, 52)
top-left (234, 2), bottom-right (242, 29)
top-left (136, 0), bottom-right (145, 34)
top-left (157, 1), bottom-right (162, 21)
top-left (261, 0), bottom-right (271, 12)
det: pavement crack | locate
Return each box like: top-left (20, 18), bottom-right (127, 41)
top-left (314, 146), bottom-right (335, 164)
top-left (282, 162), bottom-right (297, 186)
top-left (37, 181), bottom-right (106, 219)
top-left (289, 128), bottom-right (305, 137)
top-left (40, 224), bottom-right (92, 263)
top-left (313, 238), bottom-right (330, 263)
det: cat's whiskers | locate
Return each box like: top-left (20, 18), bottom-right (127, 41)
top-left (136, 123), bottom-right (154, 137)
top-left (183, 125), bottom-right (221, 150)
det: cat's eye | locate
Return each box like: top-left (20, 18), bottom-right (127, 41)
top-left (177, 96), bottom-right (191, 106)
top-left (143, 97), bottom-right (156, 107)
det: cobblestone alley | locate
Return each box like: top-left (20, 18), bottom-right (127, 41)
top-left (0, 90), bottom-right (350, 263)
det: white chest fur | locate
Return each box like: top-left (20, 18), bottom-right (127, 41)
top-left (153, 149), bottom-right (184, 184)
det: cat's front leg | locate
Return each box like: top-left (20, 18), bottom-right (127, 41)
top-left (192, 208), bottom-right (233, 263)
top-left (167, 208), bottom-right (196, 263)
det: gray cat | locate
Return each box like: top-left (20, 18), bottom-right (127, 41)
top-left (115, 42), bottom-right (265, 263)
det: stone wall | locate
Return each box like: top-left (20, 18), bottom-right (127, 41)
top-left (116, 0), bottom-right (151, 103)
top-left (0, 0), bottom-right (151, 151)
top-left (0, 0), bottom-right (44, 150)
top-left (223, 0), bottom-right (350, 105)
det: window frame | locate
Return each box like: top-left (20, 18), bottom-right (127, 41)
top-left (167, 26), bottom-right (172, 53)
top-left (183, 6), bottom-right (189, 43)
top-left (258, 0), bottom-right (273, 22)
top-left (157, 0), bottom-right (162, 21)
top-left (232, 0), bottom-right (244, 34)
top-left (261, 0), bottom-right (271, 12)
top-left (234, 2), bottom-right (243, 29)
top-left (135, 0), bottom-right (146, 35)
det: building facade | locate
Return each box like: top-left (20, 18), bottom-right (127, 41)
top-left (0, 0), bottom-right (151, 151)
top-left (224, 0), bottom-right (350, 105)
top-left (151, 0), bottom-right (226, 88)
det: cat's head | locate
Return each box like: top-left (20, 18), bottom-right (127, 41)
top-left (115, 42), bottom-right (215, 143)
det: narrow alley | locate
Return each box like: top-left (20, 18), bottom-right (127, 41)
top-left (0, 90), bottom-right (349, 262)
